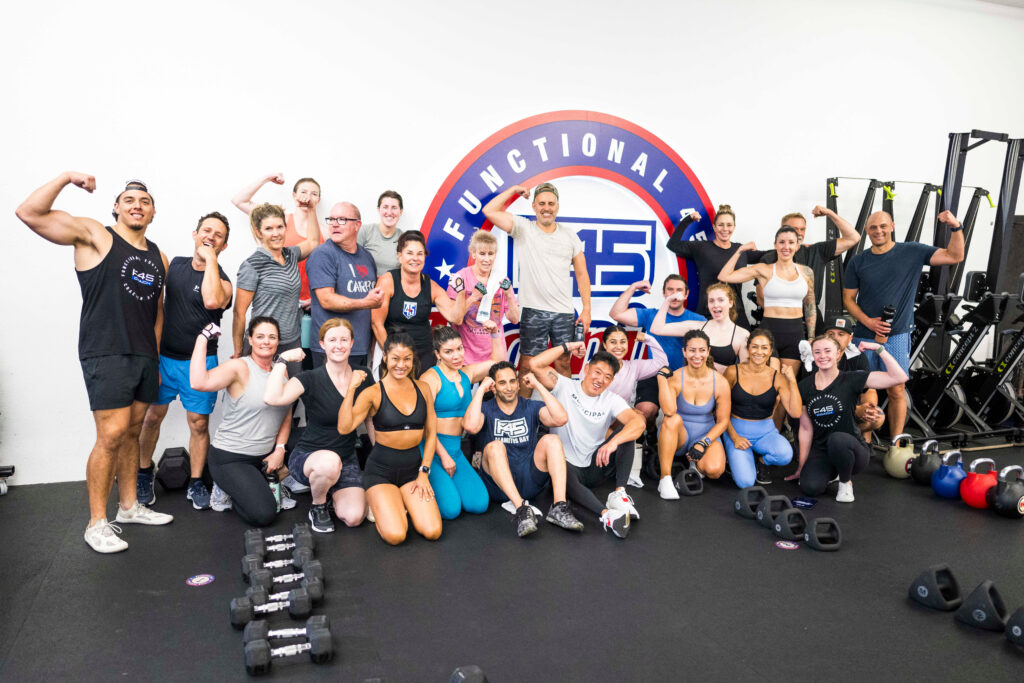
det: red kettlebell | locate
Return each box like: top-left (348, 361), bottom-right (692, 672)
top-left (959, 458), bottom-right (998, 509)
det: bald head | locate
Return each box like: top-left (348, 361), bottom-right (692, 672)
top-left (865, 211), bottom-right (895, 248)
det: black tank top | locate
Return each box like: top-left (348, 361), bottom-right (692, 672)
top-left (703, 321), bottom-right (739, 367)
top-left (161, 257), bottom-right (232, 360)
top-left (386, 269), bottom-right (433, 354)
top-left (731, 365), bottom-right (779, 420)
top-left (77, 227), bottom-right (165, 360)
top-left (373, 380), bottom-right (427, 432)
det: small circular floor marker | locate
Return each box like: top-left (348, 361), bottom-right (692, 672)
top-left (775, 540), bottom-right (799, 550)
top-left (186, 573), bottom-right (215, 586)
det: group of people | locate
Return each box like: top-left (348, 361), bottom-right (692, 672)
top-left (15, 171), bottom-right (965, 553)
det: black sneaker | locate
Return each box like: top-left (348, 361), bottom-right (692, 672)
top-left (513, 502), bottom-right (538, 538)
top-left (755, 458), bottom-right (772, 485)
top-left (308, 503), bottom-right (334, 533)
top-left (545, 501), bottom-right (584, 531)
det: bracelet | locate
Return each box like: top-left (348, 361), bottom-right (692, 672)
top-left (949, 226), bottom-right (963, 232)
top-left (561, 342), bottom-right (570, 354)
top-left (275, 443), bottom-right (285, 450)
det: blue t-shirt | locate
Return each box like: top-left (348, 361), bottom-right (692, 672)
top-left (634, 306), bottom-right (706, 370)
top-left (844, 241), bottom-right (937, 337)
top-left (479, 397), bottom-right (544, 467)
top-left (306, 241), bottom-right (378, 357)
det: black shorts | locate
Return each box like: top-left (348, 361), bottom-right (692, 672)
top-left (80, 354), bottom-right (159, 411)
top-left (363, 443), bottom-right (422, 488)
top-left (288, 446), bottom-right (364, 494)
top-left (762, 317), bottom-right (805, 361)
top-left (519, 308), bottom-right (575, 357)
top-left (634, 375), bottom-right (660, 407)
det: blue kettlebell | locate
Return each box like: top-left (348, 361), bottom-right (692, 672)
top-left (932, 450), bottom-right (967, 499)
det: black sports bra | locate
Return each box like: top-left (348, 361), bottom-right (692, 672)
top-left (703, 321), bottom-right (739, 367)
top-left (731, 365), bottom-right (778, 420)
top-left (373, 380), bottom-right (427, 432)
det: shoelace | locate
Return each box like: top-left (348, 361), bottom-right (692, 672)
top-left (98, 521), bottom-right (123, 537)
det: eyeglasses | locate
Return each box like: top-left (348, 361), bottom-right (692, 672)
top-left (325, 217), bottom-right (360, 225)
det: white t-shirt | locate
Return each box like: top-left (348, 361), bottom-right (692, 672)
top-left (510, 215), bottom-right (583, 314)
top-left (549, 375), bottom-right (631, 468)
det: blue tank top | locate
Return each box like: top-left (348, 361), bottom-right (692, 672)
top-left (431, 367), bottom-right (472, 418)
top-left (677, 371), bottom-right (716, 421)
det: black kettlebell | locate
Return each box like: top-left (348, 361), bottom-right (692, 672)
top-left (909, 439), bottom-right (942, 485)
top-left (985, 465), bottom-right (1024, 519)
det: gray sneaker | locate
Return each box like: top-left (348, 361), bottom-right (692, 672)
top-left (545, 501), bottom-right (584, 531)
top-left (115, 501), bottom-right (173, 526)
top-left (279, 486), bottom-right (297, 510)
top-left (210, 484), bottom-right (232, 512)
top-left (281, 473), bottom-right (310, 494)
top-left (513, 502), bottom-right (538, 538)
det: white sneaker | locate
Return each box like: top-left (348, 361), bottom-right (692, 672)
top-left (501, 500), bottom-right (543, 517)
top-left (658, 476), bottom-right (680, 500)
top-left (115, 500), bottom-right (174, 525)
top-left (606, 489), bottom-right (639, 519)
top-left (627, 474), bottom-right (644, 489)
top-left (279, 486), bottom-right (297, 510)
top-left (836, 481), bottom-right (855, 503)
top-left (210, 484), bottom-right (232, 512)
top-left (281, 474), bottom-right (310, 494)
top-left (600, 508), bottom-right (630, 539)
top-left (84, 519), bottom-right (128, 554)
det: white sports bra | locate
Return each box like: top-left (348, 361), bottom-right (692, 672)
top-left (763, 264), bottom-right (807, 308)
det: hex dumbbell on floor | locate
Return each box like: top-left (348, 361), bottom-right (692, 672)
top-left (244, 628), bottom-right (333, 675)
top-left (247, 579), bottom-right (324, 605)
top-left (244, 524), bottom-right (315, 558)
top-left (243, 615), bottom-right (330, 645)
top-left (242, 549), bottom-right (322, 583)
top-left (230, 587), bottom-right (312, 629)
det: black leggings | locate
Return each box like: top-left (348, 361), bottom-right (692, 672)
top-left (799, 432), bottom-right (871, 496)
top-left (208, 445), bottom-right (277, 527)
top-left (564, 430), bottom-right (635, 516)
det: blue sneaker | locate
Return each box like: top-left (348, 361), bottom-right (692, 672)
top-left (186, 480), bottom-right (211, 510)
top-left (137, 467), bottom-right (156, 506)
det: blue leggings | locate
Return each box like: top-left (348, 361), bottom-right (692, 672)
top-left (429, 433), bottom-right (489, 520)
top-left (722, 417), bottom-right (793, 489)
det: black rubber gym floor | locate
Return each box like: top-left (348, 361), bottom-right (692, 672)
top-left (2, 449), bottom-right (1023, 681)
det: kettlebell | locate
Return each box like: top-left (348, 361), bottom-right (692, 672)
top-left (931, 450), bottom-right (966, 499)
top-left (985, 465), bottom-right (1024, 519)
top-left (909, 439), bottom-right (941, 485)
top-left (959, 458), bottom-right (998, 509)
top-left (883, 433), bottom-right (914, 479)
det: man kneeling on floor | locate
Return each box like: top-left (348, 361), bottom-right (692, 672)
top-left (463, 362), bottom-right (583, 537)
top-left (529, 349), bottom-right (645, 538)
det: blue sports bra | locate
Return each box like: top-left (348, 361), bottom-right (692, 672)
top-left (677, 372), bottom-right (716, 421)
top-left (431, 367), bottom-right (472, 418)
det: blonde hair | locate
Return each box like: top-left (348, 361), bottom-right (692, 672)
top-left (319, 317), bottom-right (354, 342)
top-left (780, 212), bottom-right (806, 226)
top-left (706, 282), bottom-right (737, 322)
top-left (469, 230), bottom-right (497, 252)
top-left (249, 203), bottom-right (286, 243)
top-left (715, 204), bottom-right (736, 224)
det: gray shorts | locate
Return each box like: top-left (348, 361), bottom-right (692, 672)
top-left (519, 308), bottom-right (575, 357)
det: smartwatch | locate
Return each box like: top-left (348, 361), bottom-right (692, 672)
top-left (419, 465), bottom-right (431, 475)
top-left (658, 369), bottom-right (673, 378)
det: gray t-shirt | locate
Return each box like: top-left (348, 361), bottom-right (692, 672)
top-left (306, 241), bottom-right (378, 357)
top-left (549, 374), bottom-right (631, 468)
top-left (510, 215), bottom-right (583, 314)
top-left (211, 357), bottom-right (290, 456)
top-left (357, 222), bottom-right (404, 275)
top-left (237, 246), bottom-right (302, 344)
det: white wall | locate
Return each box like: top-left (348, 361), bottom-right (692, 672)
top-left (2, 0), bottom-right (1022, 485)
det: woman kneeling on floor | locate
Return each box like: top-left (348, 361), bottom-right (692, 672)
top-left (789, 336), bottom-right (907, 502)
top-left (264, 318), bottom-right (374, 533)
top-left (190, 317), bottom-right (292, 527)
top-left (339, 332), bottom-right (442, 545)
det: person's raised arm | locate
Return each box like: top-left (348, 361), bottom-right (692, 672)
top-left (446, 274), bottom-right (482, 325)
top-left (502, 279), bottom-right (521, 324)
top-left (929, 210), bottom-right (966, 266)
top-left (573, 251), bottom-right (592, 333)
top-left (528, 341), bottom-right (585, 390)
top-left (860, 341), bottom-right (909, 389)
top-left (666, 211), bottom-right (700, 255)
top-left (632, 333), bottom-right (669, 381)
top-left (296, 203), bottom-right (321, 261)
top-left (371, 273), bottom-right (394, 350)
top-left (15, 172), bottom-right (106, 248)
top-left (609, 280), bottom-right (647, 327)
top-left (482, 186), bottom-right (530, 233)
top-left (717, 242), bottom-right (762, 284)
top-left (462, 376), bottom-right (493, 435)
top-left (232, 289), bottom-right (255, 358)
top-left (650, 292), bottom-right (703, 337)
top-left (812, 205), bottom-right (859, 255)
top-left (433, 278), bottom-right (470, 324)
top-left (231, 173), bottom-right (284, 215)
top-left (338, 370), bottom-right (375, 433)
top-left (264, 348), bottom-right (307, 406)
top-left (190, 325), bottom-right (243, 393)
top-left (524, 371), bottom-right (568, 427)
top-left (777, 364), bottom-right (803, 418)
top-left (198, 246), bottom-right (233, 309)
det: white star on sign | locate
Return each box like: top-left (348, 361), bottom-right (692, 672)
top-left (435, 259), bottom-right (455, 282)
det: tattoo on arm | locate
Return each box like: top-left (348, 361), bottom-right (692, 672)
top-left (801, 266), bottom-right (816, 337)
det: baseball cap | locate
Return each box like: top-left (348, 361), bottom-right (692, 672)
top-left (825, 315), bottom-right (856, 334)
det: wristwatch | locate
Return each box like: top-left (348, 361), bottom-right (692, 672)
top-left (419, 465), bottom-right (431, 475)
top-left (658, 368), bottom-right (673, 378)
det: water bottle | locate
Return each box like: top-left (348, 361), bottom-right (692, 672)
top-left (265, 469), bottom-right (282, 513)
top-left (574, 321), bottom-right (585, 343)
top-left (876, 304), bottom-right (895, 344)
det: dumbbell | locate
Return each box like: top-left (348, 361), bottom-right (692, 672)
top-left (733, 486), bottom-right (768, 519)
top-left (755, 495), bottom-right (793, 529)
top-left (230, 587), bottom-right (312, 629)
top-left (244, 628), bottom-right (333, 675)
top-left (247, 577), bottom-right (324, 605)
top-left (241, 548), bottom-right (320, 582)
top-left (244, 524), bottom-right (315, 558)
top-left (249, 567), bottom-right (324, 599)
top-left (243, 614), bottom-right (330, 645)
